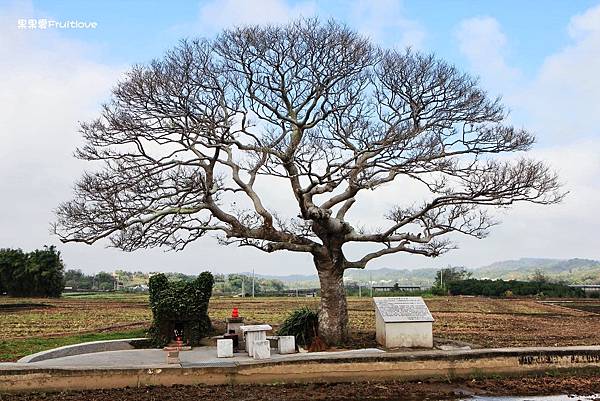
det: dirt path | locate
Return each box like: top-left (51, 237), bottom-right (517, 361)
top-left (2, 373), bottom-right (600, 401)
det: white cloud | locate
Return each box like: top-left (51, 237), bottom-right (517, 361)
top-left (455, 16), bottom-right (520, 92)
top-left (443, 6), bottom-right (600, 267)
top-left (349, 0), bottom-right (425, 49)
top-left (519, 4), bottom-right (600, 142)
top-left (196, 0), bottom-right (317, 34)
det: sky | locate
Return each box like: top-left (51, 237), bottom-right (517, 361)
top-left (0, 0), bottom-right (599, 276)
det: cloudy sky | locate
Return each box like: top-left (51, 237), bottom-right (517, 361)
top-left (1, 0), bottom-right (599, 275)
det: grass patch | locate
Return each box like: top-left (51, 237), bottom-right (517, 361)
top-left (0, 328), bottom-right (147, 362)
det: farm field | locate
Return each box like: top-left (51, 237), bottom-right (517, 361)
top-left (1, 294), bottom-right (599, 361)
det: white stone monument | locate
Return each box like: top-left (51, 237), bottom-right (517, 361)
top-left (240, 324), bottom-right (272, 357)
top-left (374, 297), bottom-right (434, 348)
top-left (217, 338), bottom-right (233, 358)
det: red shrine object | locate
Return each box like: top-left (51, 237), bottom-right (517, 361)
top-left (232, 307), bottom-right (239, 318)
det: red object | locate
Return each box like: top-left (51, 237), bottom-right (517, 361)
top-left (232, 307), bottom-right (239, 318)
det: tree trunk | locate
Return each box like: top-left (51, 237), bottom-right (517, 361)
top-left (315, 256), bottom-right (348, 345)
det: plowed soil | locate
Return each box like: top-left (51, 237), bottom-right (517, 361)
top-left (2, 374), bottom-right (600, 400)
top-left (2, 295), bottom-right (600, 360)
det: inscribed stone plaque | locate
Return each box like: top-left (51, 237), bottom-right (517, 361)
top-left (373, 297), bottom-right (434, 323)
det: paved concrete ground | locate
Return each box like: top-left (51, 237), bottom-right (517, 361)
top-left (0, 347), bottom-right (386, 370)
top-left (3, 346), bottom-right (600, 393)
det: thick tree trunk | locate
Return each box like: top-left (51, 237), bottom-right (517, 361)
top-left (315, 256), bottom-right (348, 345)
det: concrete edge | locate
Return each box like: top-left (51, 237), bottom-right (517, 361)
top-left (17, 338), bottom-right (148, 363)
top-left (3, 345), bottom-right (600, 393)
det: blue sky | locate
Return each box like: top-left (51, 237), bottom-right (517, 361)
top-left (23, 0), bottom-right (596, 75)
top-left (1, 0), bottom-right (599, 275)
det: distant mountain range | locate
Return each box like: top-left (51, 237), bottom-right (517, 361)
top-left (473, 258), bottom-right (600, 282)
top-left (248, 257), bottom-right (600, 287)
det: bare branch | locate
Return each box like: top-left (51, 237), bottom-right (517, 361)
top-left (54, 19), bottom-right (564, 272)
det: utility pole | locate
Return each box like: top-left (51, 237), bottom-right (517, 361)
top-left (242, 280), bottom-right (245, 298)
top-left (369, 273), bottom-right (373, 297)
top-left (359, 284), bottom-right (362, 298)
top-left (252, 268), bottom-right (255, 298)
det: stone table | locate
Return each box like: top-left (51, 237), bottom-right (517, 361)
top-left (240, 324), bottom-right (272, 357)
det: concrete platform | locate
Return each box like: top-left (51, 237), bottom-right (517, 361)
top-left (2, 346), bottom-right (600, 393)
top-left (5, 347), bottom-right (385, 369)
top-left (17, 338), bottom-right (146, 363)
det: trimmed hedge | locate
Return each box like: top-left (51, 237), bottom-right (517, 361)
top-left (447, 279), bottom-right (584, 298)
top-left (148, 272), bottom-right (214, 347)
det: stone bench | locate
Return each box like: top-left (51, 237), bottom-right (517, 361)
top-left (217, 339), bottom-right (234, 358)
top-left (267, 335), bottom-right (296, 354)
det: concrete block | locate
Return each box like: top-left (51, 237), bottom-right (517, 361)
top-left (277, 336), bottom-right (296, 354)
top-left (252, 340), bottom-right (271, 360)
top-left (217, 339), bottom-right (233, 358)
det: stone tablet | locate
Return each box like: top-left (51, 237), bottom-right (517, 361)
top-left (373, 297), bottom-right (433, 323)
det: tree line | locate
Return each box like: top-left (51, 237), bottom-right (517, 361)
top-left (0, 246), bottom-right (65, 297)
top-left (64, 269), bottom-right (118, 291)
top-left (431, 266), bottom-right (584, 298)
top-left (212, 273), bottom-right (286, 295)
top-left (446, 279), bottom-right (584, 298)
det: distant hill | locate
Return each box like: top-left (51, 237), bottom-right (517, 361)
top-left (343, 267), bottom-right (438, 286)
top-left (251, 267), bottom-right (439, 287)
top-left (250, 257), bottom-right (600, 287)
top-left (473, 258), bottom-right (600, 283)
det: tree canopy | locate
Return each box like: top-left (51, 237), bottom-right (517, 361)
top-left (0, 246), bottom-right (65, 297)
top-left (54, 19), bottom-right (563, 343)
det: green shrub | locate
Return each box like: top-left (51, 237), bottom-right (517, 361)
top-left (148, 271), bottom-right (214, 347)
top-left (277, 307), bottom-right (319, 347)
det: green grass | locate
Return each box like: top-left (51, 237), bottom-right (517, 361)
top-left (0, 328), bottom-right (147, 362)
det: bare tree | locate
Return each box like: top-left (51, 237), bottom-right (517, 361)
top-left (54, 19), bottom-right (564, 344)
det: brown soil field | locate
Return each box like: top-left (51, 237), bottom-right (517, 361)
top-left (1, 295), bottom-right (599, 353)
top-left (0, 296), bottom-right (150, 339)
top-left (2, 373), bottom-right (600, 400)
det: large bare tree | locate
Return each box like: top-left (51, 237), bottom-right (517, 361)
top-left (54, 19), bottom-right (563, 344)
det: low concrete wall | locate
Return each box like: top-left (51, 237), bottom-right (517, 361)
top-left (2, 346), bottom-right (600, 393)
top-left (17, 338), bottom-right (147, 363)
